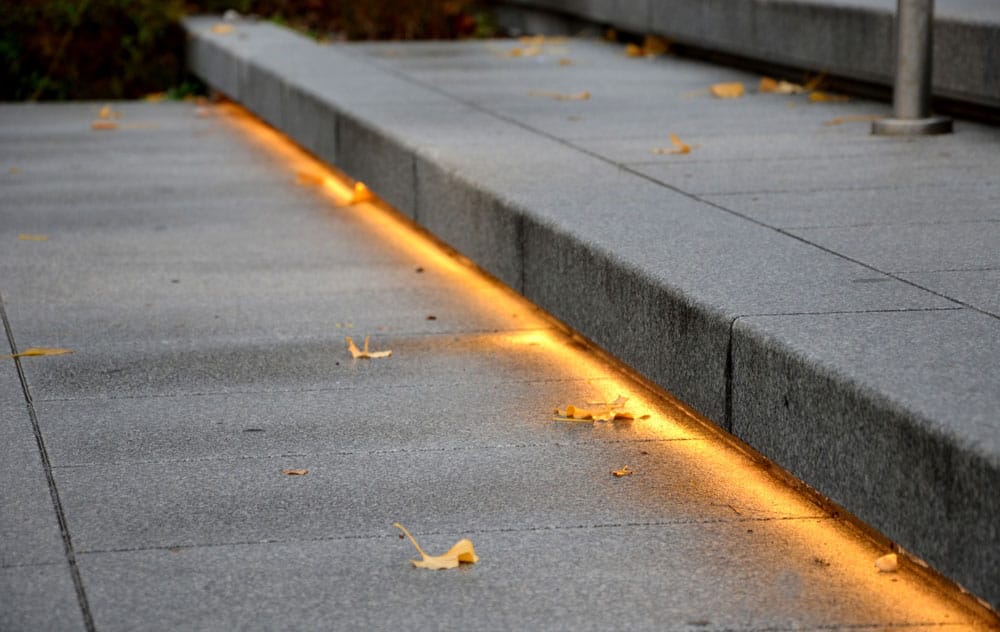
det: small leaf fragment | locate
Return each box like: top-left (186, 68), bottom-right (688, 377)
top-left (394, 522), bottom-right (479, 570)
top-left (652, 133), bottom-right (691, 155)
top-left (346, 336), bottom-right (392, 359)
top-left (18, 234), bottom-right (48, 241)
top-left (144, 92), bottom-right (167, 102)
top-left (1, 347), bottom-right (74, 360)
top-left (91, 120), bottom-right (118, 131)
top-left (625, 42), bottom-right (643, 57)
top-left (558, 58), bottom-right (574, 66)
top-left (211, 23), bottom-right (233, 34)
top-left (611, 465), bottom-right (634, 477)
top-left (282, 469), bottom-right (308, 476)
top-left (758, 77), bottom-right (806, 94)
top-left (809, 90), bottom-right (850, 103)
top-left (641, 35), bottom-right (670, 56)
top-left (710, 82), bottom-right (745, 99)
top-left (875, 552), bottom-right (898, 572)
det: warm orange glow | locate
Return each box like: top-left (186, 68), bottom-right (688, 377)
top-left (216, 102), bottom-right (997, 628)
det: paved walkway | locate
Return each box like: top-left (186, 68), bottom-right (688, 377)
top-left (2, 102), bottom-right (996, 630)
top-left (183, 18), bottom-right (1000, 610)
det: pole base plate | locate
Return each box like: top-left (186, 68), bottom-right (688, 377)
top-left (871, 116), bottom-right (953, 136)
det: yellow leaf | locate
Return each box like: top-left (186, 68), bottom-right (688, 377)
top-left (144, 92), bottom-right (168, 102)
top-left (211, 23), bottom-right (233, 35)
top-left (652, 133), bottom-right (691, 155)
top-left (394, 522), bottom-right (479, 570)
top-left (758, 77), bottom-right (806, 94)
top-left (528, 90), bottom-right (590, 101)
top-left (282, 469), bottom-right (308, 476)
top-left (346, 335), bottom-right (392, 359)
top-left (809, 90), bottom-right (850, 103)
top-left (875, 552), bottom-right (898, 572)
top-left (1, 347), bottom-right (74, 360)
top-left (350, 181), bottom-right (374, 204)
top-left (624, 42), bottom-right (643, 57)
top-left (18, 233), bottom-right (48, 241)
top-left (556, 394), bottom-right (650, 422)
top-left (91, 120), bottom-right (118, 131)
top-left (611, 465), bottom-right (634, 477)
top-left (710, 82), bottom-right (745, 99)
top-left (823, 114), bottom-right (881, 126)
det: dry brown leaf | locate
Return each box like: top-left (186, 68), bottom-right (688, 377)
top-left (611, 465), bottom-right (634, 477)
top-left (211, 23), bottom-right (233, 34)
top-left (710, 82), bottom-right (745, 99)
top-left (652, 133), bottom-right (691, 155)
top-left (624, 42), bottom-right (644, 57)
top-left (529, 90), bottom-right (591, 101)
top-left (558, 58), bottom-right (574, 66)
top-left (346, 336), bottom-right (392, 359)
top-left (350, 181), bottom-right (374, 204)
top-left (394, 522), bottom-right (479, 570)
top-left (875, 552), bottom-right (898, 572)
top-left (282, 469), bottom-right (308, 476)
top-left (91, 120), bottom-right (118, 131)
top-left (803, 74), bottom-right (826, 91)
top-left (556, 394), bottom-right (650, 422)
top-left (1, 347), bottom-right (74, 360)
top-left (758, 77), bottom-right (806, 94)
top-left (809, 90), bottom-right (850, 103)
top-left (823, 114), bottom-right (881, 126)
top-left (18, 234), bottom-right (48, 241)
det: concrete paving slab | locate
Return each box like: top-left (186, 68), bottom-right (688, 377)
top-left (0, 462), bottom-right (66, 567)
top-left (34, 381), bottom-right (697, 467)
top-left (76, 519), bottom-right (975, 632)
top-left (0, 564), bottom-right (83, 631)
top-left (54, 441), bottom-right (826, 553)
top-left (19, 332), bottom-right (615, 402)
top-left (732, 308), bottom-right (1000, 607)
top-left (789, 221), bottom-right (1000, 273)
top-left (704, 186), bottom-right (1000, 229)
top-left (900, 269), bottom-right (1000, 317)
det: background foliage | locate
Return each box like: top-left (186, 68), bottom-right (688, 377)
top-left (0, 0), bottom-right (484, 101)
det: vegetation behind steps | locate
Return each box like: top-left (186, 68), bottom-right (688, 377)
top-left (0, 0), bottom-right (486, 101)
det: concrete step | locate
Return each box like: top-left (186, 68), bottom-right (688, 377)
top-left (182, 16), bottom-right (1000, 610)
top-left (507, 0), bottom-right (1000, 109)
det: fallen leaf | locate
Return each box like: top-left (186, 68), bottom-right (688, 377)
top-left (823, 114), bottom-right (881, 126)
top-left (528, 90), bottom-right (590, 101)
top-left (558, 58), bottom-right (574, 66)
top-left (652, 133), bottom-right (691, 155)
top-left (144, 92), bottom-right (167, 102)
top-left (346, 335), bottom-right (392, 359)
top-left (625, 42), bottom-right (644, 57)
top-left (611, 465), bottom-right (634, 477)
top-left (426, 315), bottom-right (437, 320)
top-left (350, 181), bottom-right (373, 204)
top-left (91, 120), bottom-right (118, 131)
top-left (710, 82), bottom-right (745, 99)
top-left (803, 74), bottom-right (826, 91)
top-left (758, 77), bottom-right (806, 94)
top-left (809, 90), bottom-right (850, 103)
top-left (282, 469), bottom-right (308, 476)
top-left (1, 347), bottom-right (74, 360)
top-left (18, 233), bottom-right (48, 241)
top-left (394, 522), bottom-right (479, 570)
top-left (211, 23), bottom-right (233, 34)
top-left (875, 552), bottom-right (898, 572)
top-left (97, 104), bottom-right (122, 119)
top-left (556, 394), bottom-right (650, 422)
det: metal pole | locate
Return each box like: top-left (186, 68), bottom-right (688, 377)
top-left (872, 0), bottom-right (952, 135)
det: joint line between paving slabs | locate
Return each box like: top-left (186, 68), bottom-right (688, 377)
top-left (0, 293), bottom-right (97, 632)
